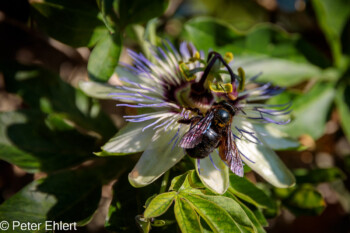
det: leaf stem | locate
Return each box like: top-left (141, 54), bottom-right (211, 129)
top-left (160, 170), bottom-right (170, 193)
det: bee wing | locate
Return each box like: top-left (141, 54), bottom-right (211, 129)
top-left (179, 111), bottom-right (215, 149)
top-left (219, 129), bottom-right (244, 177)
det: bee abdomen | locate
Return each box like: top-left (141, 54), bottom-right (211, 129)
top-left (185, 128), bottom-right (221, 159)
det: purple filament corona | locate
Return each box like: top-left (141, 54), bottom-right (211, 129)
top-left (111, 41), bottom-right (291, 176)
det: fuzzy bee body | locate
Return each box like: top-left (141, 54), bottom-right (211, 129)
top-left (179, 101), bottom-right (244, 176)
top-left (185, 127), bottom-right (221, 159)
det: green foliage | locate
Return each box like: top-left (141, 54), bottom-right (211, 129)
top-left (282, 82), bottom-right (336, 139)
top-left (174, 196), bottom-right (202, 233)
top-left (228, 175), bottom-right (276, 211)
top-left (0, 65), bottom-right (116, 172)
top-left (294, 167), bottom-right (346, 184)
top-left (97, 0), bottom-right (119, 33)
top-left (142, 171), bottom-right (272, 233)
top-left (144, 192), bottom-right (177, 218)
top-left (0, 110), bottom-right (94, 172)
top-left (335, 71), bottom-right (350, 141)
top-left (143, 167), bottom-right (346, 231)
top-left (274, 167), bottom-right (346, 216)
top-left (118, 0), bottom-right (169, 29)
top-left (2, 0), bottom-right (350, 232)
top-left (275, 184), bottom-right (326, 216)
top-left (183, 17), bottom-right (326, 87)
top-left (30, 0), bottom-right (107, 47)
top-left (0, 157), bottom-right (127, 232)
top-left (87, 32), bottom-right (122, 82)
top-left (312, 0), bottom-right (350, 67)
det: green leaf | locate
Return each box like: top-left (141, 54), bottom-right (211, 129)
top-left (0, 110), bottom-right (95, 172)
top-left (105, 172), bottom-right (160, 233)
top-left (183, 17), bottom-right (244, 55)
top-left (198, 0), bottom-right (268, 31)
top-left (135, 216), bottom-right (152, 233)
top-left (233, 56), bottom-right (323, 87)
top-left (169, 173), bottom-right (188, 191)
top-left (312, 0), bottom-right (350, 66)
top-left (45, 112), bottom-right (75, 131)
top-left (285, 184), bottom-right (326, 216)
top-left (3, 64), bottom-right (116, 141)
top-left (179, 175), bottom-right (206, 196)
top-left (183, 17), bottom-right (326, 86)
top-left (0, 144), bottom-right (39, 173)
top-left (79, 81), bottom-right (121, 99)
top-left (252, 209), bottom-right (268, 227)
top-left (197, 194), bottom-right (255, 233)
top-left (118, 0), bottom-right (169, 29)
top-left (144, 194), bottom-right (158, 208)
top-left (30, 0), bottom-right (107, 47)
top-left (181, 193), bottom-right (242, 233)
top-left (88, 32), bottom-right (122, 82)
top-left (228, 175), bottom-right (276, 210)
top-left (188, 170), bottom-right (206, 189)
top-left (228, 195), bottom-right (266, 233)
top-left (335, 80), bottom-right (350, 141)
top-left (282, 82), bottom-right (335, 139)
top-left (174, 196), bottom-right (203, 233)
top-left (294, 168), bottom-right (346, 184)
top-left (170, 171), bottom-right (208, 196)
top-left (144, 192), bottom-right (176, 218)
top-left (97, 0), bottom-right (119, 33)
top-left (0, 168), bottom-right (103, 231)
top-left (0, 65), bottom-right (116, 173)
top-left (183, 17), bottom-right (315, 61)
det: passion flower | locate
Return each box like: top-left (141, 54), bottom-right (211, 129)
top-left (80, 42), bottom-right (296, 194)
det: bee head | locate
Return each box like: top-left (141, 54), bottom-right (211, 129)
top-left (215, 101), bottom-right (236, 116)
top-left (214, 108), bottom-right (230, 127)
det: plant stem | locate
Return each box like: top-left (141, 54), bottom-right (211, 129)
top-left (159, 170), bottom-right (170, 193)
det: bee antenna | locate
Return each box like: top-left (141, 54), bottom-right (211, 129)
top-left (219, 83), bottom-right (229, 97)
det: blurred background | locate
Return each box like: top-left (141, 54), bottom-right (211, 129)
top-left (1, 0), bottom-right (350, 232)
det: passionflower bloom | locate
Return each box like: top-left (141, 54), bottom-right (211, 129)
top-left (80, 42), bottom-right (298, 194)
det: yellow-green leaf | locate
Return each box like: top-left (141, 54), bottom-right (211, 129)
top-left (174, 196), bottom-right (203, 233)
top-left (144, 192), bottom-right (176, 218)
top-left (181, 193), bottom-right (242, 233)
top-left (229, 175), bottom-right (276, 210)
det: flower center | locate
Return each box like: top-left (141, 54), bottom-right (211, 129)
top-left (175, 51), bottom-right (245, 114)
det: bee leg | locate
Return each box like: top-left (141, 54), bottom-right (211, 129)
top-left (186, 107), bottom-right (203, 116)
top-left (178, 119), bottom-right (192, 124)
top-left (178, 115), bottom-right (202, 124)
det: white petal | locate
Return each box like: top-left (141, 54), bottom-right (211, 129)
top-left (128, 128), bottom-right (187, 187)
top-left (252, 124), bottom-right (300, 150)
top-left (79, 81), bottom-right (119, 100)
top-left (196, 150), bottom-right (229, 194)
top-left (236, 138), bottom-right (295, 188)
top-left (233, 118), bottom-right (295, 187)
top-left (116, 67), bottom-right (149, 85)
top-left (117, 66), bottom-right (161, 89)
top-left (101, 121), bottom-right (156, 154)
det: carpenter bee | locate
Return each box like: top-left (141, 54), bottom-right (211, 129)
top-left (179, 101), bottom-right (243, 176)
